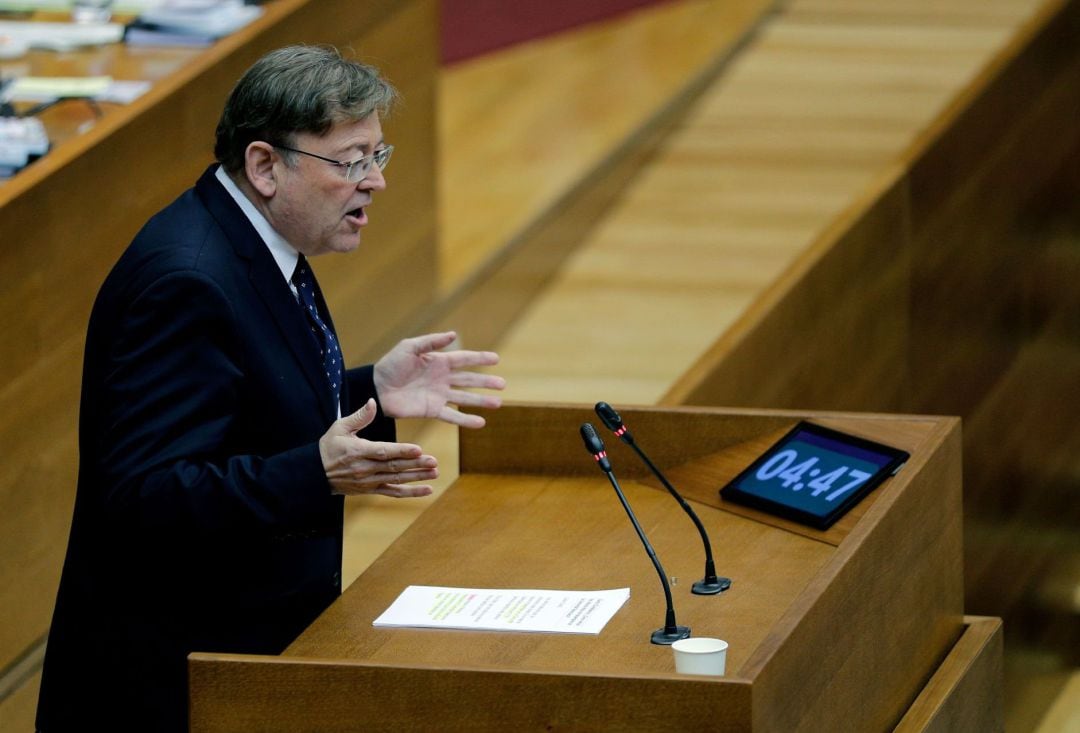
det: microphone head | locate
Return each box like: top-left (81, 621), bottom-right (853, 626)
top-left (580, 422), bottom-right (613, 472)
top-left (580, 422), bottom-right (606, 455)
top-left (595, 402), bottom-right (624, 432)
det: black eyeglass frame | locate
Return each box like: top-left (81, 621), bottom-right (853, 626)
top-left (273, 143), bottom-right (394, 182)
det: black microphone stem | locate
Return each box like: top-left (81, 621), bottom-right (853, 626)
top-left (602, 469), bottom-right (679, 634)
top-left (580, 422), bottom-right (689, 645)
top-left (627, 439), bottom-right (722, 588)
top-left (594, 401), bottom-right (731, 595)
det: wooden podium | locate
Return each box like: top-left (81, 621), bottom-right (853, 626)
top-left (189, 404), bottom-right (1001, 732)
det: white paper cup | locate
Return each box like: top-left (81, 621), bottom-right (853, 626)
top-left (672, 637), bottom-right (728, 676)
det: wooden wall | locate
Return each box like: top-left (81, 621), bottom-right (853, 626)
top-left (663, 0), bottom-right (1080, 663)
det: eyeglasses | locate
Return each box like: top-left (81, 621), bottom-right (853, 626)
top-left (273, 143), bottom-right (394, 183)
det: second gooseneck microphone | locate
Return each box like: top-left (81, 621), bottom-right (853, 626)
top-left (580, 423), bottom-right (690, 645)
top-left (595, 402), bottom-right (732, 595)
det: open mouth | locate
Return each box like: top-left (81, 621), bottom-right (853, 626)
top-left (346, 207), bottom-right (366, 225)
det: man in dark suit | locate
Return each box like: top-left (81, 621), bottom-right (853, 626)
top-left (36, 45), bottom-right (505, 731)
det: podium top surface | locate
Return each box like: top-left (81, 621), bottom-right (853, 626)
top-left (287, 403), bottom-right (961, 692)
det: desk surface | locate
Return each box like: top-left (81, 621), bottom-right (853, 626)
top-left (279, 404), bottom-right (963, 732)
top-left (289, 407), bottom-right (941, 674)
top-left (1, 17), bottom-right (198, 153)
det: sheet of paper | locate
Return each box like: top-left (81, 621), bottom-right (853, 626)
top-left (2, 76), bottom-right (111, 102)
top-left (373, 585), bottom-right (631, 635)
top-left (0, 21), bottom-right (124, 50)
top-left (0, 0), bottom-right (164, 11)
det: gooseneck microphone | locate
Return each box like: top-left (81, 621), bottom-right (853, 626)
top-left (595, 402), bottom-right (732, 595)
top-left (580, 423), bottom-right (690, 645)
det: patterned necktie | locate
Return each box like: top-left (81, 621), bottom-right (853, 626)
top-left (291, 256), bottom-right (342, 407)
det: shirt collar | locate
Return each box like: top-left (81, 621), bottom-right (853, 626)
top-left (214, 165), bottom-right (298, 284)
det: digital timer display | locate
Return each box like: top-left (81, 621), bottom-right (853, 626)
top-left (720, 422), bottom-right (909, 530)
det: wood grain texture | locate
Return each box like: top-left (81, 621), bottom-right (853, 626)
top-left (660, 173), bottom-right (912, 412)
top-left (336, 3), bottom-right (1062, 723)
top-left (0, 669), bottom-right (41, 733)
top-left (435, 0), bottom-right (778, 291)
top-left (894, 616), bottom-right (1005, 733)
top-left (652, 0), bottom-right (1079, 671)
top-left (746, 415), bottom-right (964, 732)
top-left (409, 0), bottom-right (777, 352)
top-left (0, 0), bottom-right (438, 679)
top-left (478, 0), bottom-right (1041, 408)
top-left (189, 654), bottom-right (753, 733)
top-left (187, 405), bottom-right (964, 732)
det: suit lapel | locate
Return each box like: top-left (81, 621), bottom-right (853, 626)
top-left (195, 167), bottom-right (337, 423)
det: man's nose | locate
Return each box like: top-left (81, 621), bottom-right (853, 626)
top-left (360, 163), bottom-right (387, 191)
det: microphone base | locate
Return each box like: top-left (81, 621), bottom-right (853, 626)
top-left (650, 625), bottom-right (691, 645)
top-left (692, 576), bottom-right (733, 595)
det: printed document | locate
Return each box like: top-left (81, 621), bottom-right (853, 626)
top-left (373, 586), bottom-right (630, 635)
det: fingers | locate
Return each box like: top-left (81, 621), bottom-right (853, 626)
top-left (359, 440), bottom-right (426, 461)
top-left (428, 389), bottom-right (502, 429)
top-left (370, 484), bottom-right (435, 498)
top-left (332, 479), bottom-right (435, 498)
top-left (403, 333), bottom-right (500, 369)
top-left (407, 331), bottom-right (458, 354)
top-left (447, 373), bottom-right (505, 395)
top-left (437, 405), bottom-right (487, 429)
top-left (449, 371), bottom-right (507, 391)
top-left (325, 451), bottom-right (436, 476)
top-left (445, 389), bottom-right (502, 409)
top-left (327, 464), bottom-right (439, 486)
top-left (326, 451), bottom-right (439, 494)
top-left (337, 398), bottom-right (377, 435)
top-left (328, 447), bottom-right (435, 476)
top-left (443, 349), bottom-right (500, 370)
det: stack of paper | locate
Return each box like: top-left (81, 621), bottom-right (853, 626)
top-left (373, 585), bottom-right (631, 635)
top-left (0, 0), bottom-right (166, 12)
top-left (0, 20), bottom-right (124, 51)
top-left (125, 0), bottom-right (262, 47)
top-left (0, 116), bottom-right (49, 178)
top-left (1, 76), bottom-right (151, 104)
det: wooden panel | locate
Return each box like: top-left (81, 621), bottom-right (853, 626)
top-left (0, 0), bottom-right (437, 679)
top-left (894, 617), bottom-right (1004, 733)
top-left (272, 406), bottom-right (964, 732)
top-left (906, 0), bottom-right (1080, 417)
top-left (412, 0), bottom-right (777, 352)
top-left (898, 0), bottom-right (1080, 651)
top-left (289, 480), bottom-right (835, 680)
top-left (746, 416), bottom-right (964, 732)
top-left (435, 0), bottom-right (777, 290)
top-left (189, 654), bottom-right (753, 733)
top-left (657, 0), bottom-right (1079, 678)
top-left (0, 670), bottom-right (41, 733)
top-left (475, 0), bottom-right (1030, 408)
top-left (459, 402), bottom-right (800, 478)
top-left (661, 173), bottom-right (911, 412)
top-left (457, 402), bottom-right (939, 548)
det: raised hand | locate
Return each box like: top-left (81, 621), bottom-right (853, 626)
top-left (373, 331), bottom-right (506, 428)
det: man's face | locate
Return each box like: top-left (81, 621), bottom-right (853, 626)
top-left (267, 114), bottom-right (387, 257)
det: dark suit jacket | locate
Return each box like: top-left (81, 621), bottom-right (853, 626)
top-left (37, 166), bottom-right (395, 732)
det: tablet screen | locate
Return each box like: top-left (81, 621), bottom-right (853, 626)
top-left (720, 422), bottom-right (909, 529)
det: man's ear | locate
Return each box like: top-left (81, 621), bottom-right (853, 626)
top-left (244, 141), bottom-right (278, 197)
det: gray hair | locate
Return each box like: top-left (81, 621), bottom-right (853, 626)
top-left (214, 45), bottom-right (398, 174)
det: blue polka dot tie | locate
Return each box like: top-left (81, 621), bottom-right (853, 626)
top-left (291, 256), bottom-right (342, 407)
